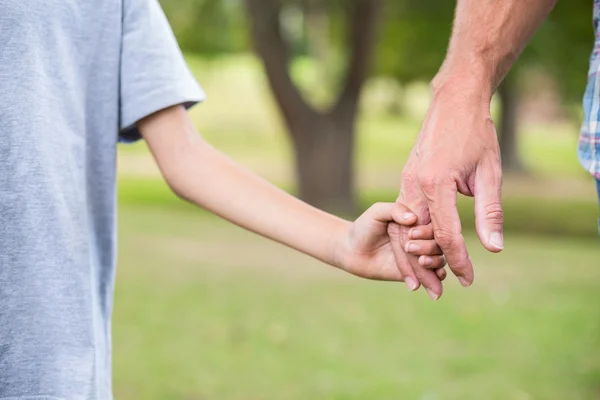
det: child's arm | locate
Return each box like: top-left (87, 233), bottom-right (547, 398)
top-left (138, 105), bottom-right (446, 281)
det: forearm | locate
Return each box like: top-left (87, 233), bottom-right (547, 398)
top-left (434, 0), bottom-right (557, 99)
top-left (171, 142), bottom-right (348, 265)
top-left (138, 107), bottom-right (349, 267)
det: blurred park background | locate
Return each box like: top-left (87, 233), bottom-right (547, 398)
top-left (113, 0), bottom-right (600, 398)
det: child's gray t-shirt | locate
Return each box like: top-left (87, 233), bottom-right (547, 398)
top-left (0, 0), bottom-right (204, 398)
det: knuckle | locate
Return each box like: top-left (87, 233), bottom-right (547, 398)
top-left (448, 166), bottom-right (464, 182)
top-left (418, 174), bottom-right (437, 197)
top-left (391, 201), bottom-right (406, 213)
top-left (485, 203), bottom-right (504, 224)
top-left (433, 229), bottom-right (456, 249)
top-left (402, 172), bottom-right (419, 191)
top-left (414, 267), bottom-right (430, 281)
top-left (372, 201), bottom-right (385, 211)
top-left (418, 169), bottom-right (456, 198)
top-left (387, 222), bottom-right (401, 237)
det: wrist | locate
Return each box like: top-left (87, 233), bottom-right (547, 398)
top-left (432, 60), bottom-right (495, 103)
top-left (329, 219), bottom-right (353, 270)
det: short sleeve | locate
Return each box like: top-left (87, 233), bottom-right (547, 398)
top-left (119, 0), bottom-right (205, 142)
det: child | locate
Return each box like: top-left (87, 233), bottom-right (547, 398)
top-left (0, 0), bottom-right (444, 398)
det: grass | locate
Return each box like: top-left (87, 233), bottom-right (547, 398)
top-left (112, 53), bottom-right (600, 398)
top-left (118, 178), bottom-right (599, 239)
top-left (113, 204), bottom-right (600, 400)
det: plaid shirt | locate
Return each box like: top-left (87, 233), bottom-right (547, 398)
top-left (579, 1), bottom-right (600, 179)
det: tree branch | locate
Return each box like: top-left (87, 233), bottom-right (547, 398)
top-left (245, 0), bottom-right (315, 130)
top-left (332, 0), bottom-right (383, 117)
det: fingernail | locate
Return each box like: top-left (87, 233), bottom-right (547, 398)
top-left (426, 288), bottom-right (439, 301)
top-left (405, 277), bottom-right (418, 291)
top-left (406, 243), bottom-right (420, 253)
top-left (420, 256), bottom-right (433, 266)
top-left (403, 212), bottom-right (415, 220)
top-left (410, 229), bottom-right (420, 239)
top-left (489, 232), bottom-right (504, 250)
top-left (458, 277), bottom-right (471, 287)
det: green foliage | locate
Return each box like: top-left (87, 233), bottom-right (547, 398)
top-left (159, 0), bottom-right (595, 103)
top-left (377, 0), bottom-right (594, 105)
top-left (377, 0), bottom-right (454, 82)
top-left (528, 0), bottom-right (594, 102)
top-left (160, 0), bottom-right (247, 55)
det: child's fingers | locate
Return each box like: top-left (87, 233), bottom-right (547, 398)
top-left (361, 203), bottom-right (418, 245)
top-left (409, 223), bottom-right (434, 240)
top-left (389, 202), bottom-right (418, 226)
top-left (404, 240), bottom-right (442, 256)
top-left (364, 203), bottom-right (417, 226)
top-left (419, 255), bottom-right (447, 269)
top-left (435, 267), bottom-right (447, 281)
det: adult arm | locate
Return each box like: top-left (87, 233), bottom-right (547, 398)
top-left (391, 0), bottom-right (558, 298)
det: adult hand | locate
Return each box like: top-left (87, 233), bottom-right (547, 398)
top-left (390, 81), bottom-right (504, 299)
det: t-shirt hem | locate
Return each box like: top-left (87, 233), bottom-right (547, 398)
top-left (0, 397), bottom-right (66, 400)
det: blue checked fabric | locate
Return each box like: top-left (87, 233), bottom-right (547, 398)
top-left (596, 178), bottom-right (600, 235)
top-left (579, 1), bottom-right (600, 179)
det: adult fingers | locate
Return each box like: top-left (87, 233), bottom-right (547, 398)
top-left (474, 157), bottom-right (504, 253)
top-left (420, 177), bottom-right (474, 287)
top-left (396, 227), bottom-right (445, 299)
top-left (389, 224), bottom-right (443, 300)
top-left (396, 166), bottom-right (444, 299)
top-left (388, 222), bottom-right (420, 291)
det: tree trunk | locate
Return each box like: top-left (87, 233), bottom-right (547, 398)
top-left (498, 76), bottom-right (526, 173)
top-left (292, 115), bottom-right (356, 214)
top-left (245, 0), bottom-right (381, 214)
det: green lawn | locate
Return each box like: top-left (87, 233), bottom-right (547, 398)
top-left (113, 204), bottom-right (600, 400)
top-left (112, 53), bottom-right (600, 398)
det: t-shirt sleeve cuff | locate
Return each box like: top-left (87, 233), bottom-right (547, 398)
top-left (119, 83), bottom-right (205, 143)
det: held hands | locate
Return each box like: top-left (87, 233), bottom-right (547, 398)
top-left (390, 81), bottom-right (504, 299)
top-left (333, 203), bottom-right (446, 283)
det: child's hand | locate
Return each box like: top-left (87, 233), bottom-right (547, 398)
top-left (333, 203), bottom-right (446, 282)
